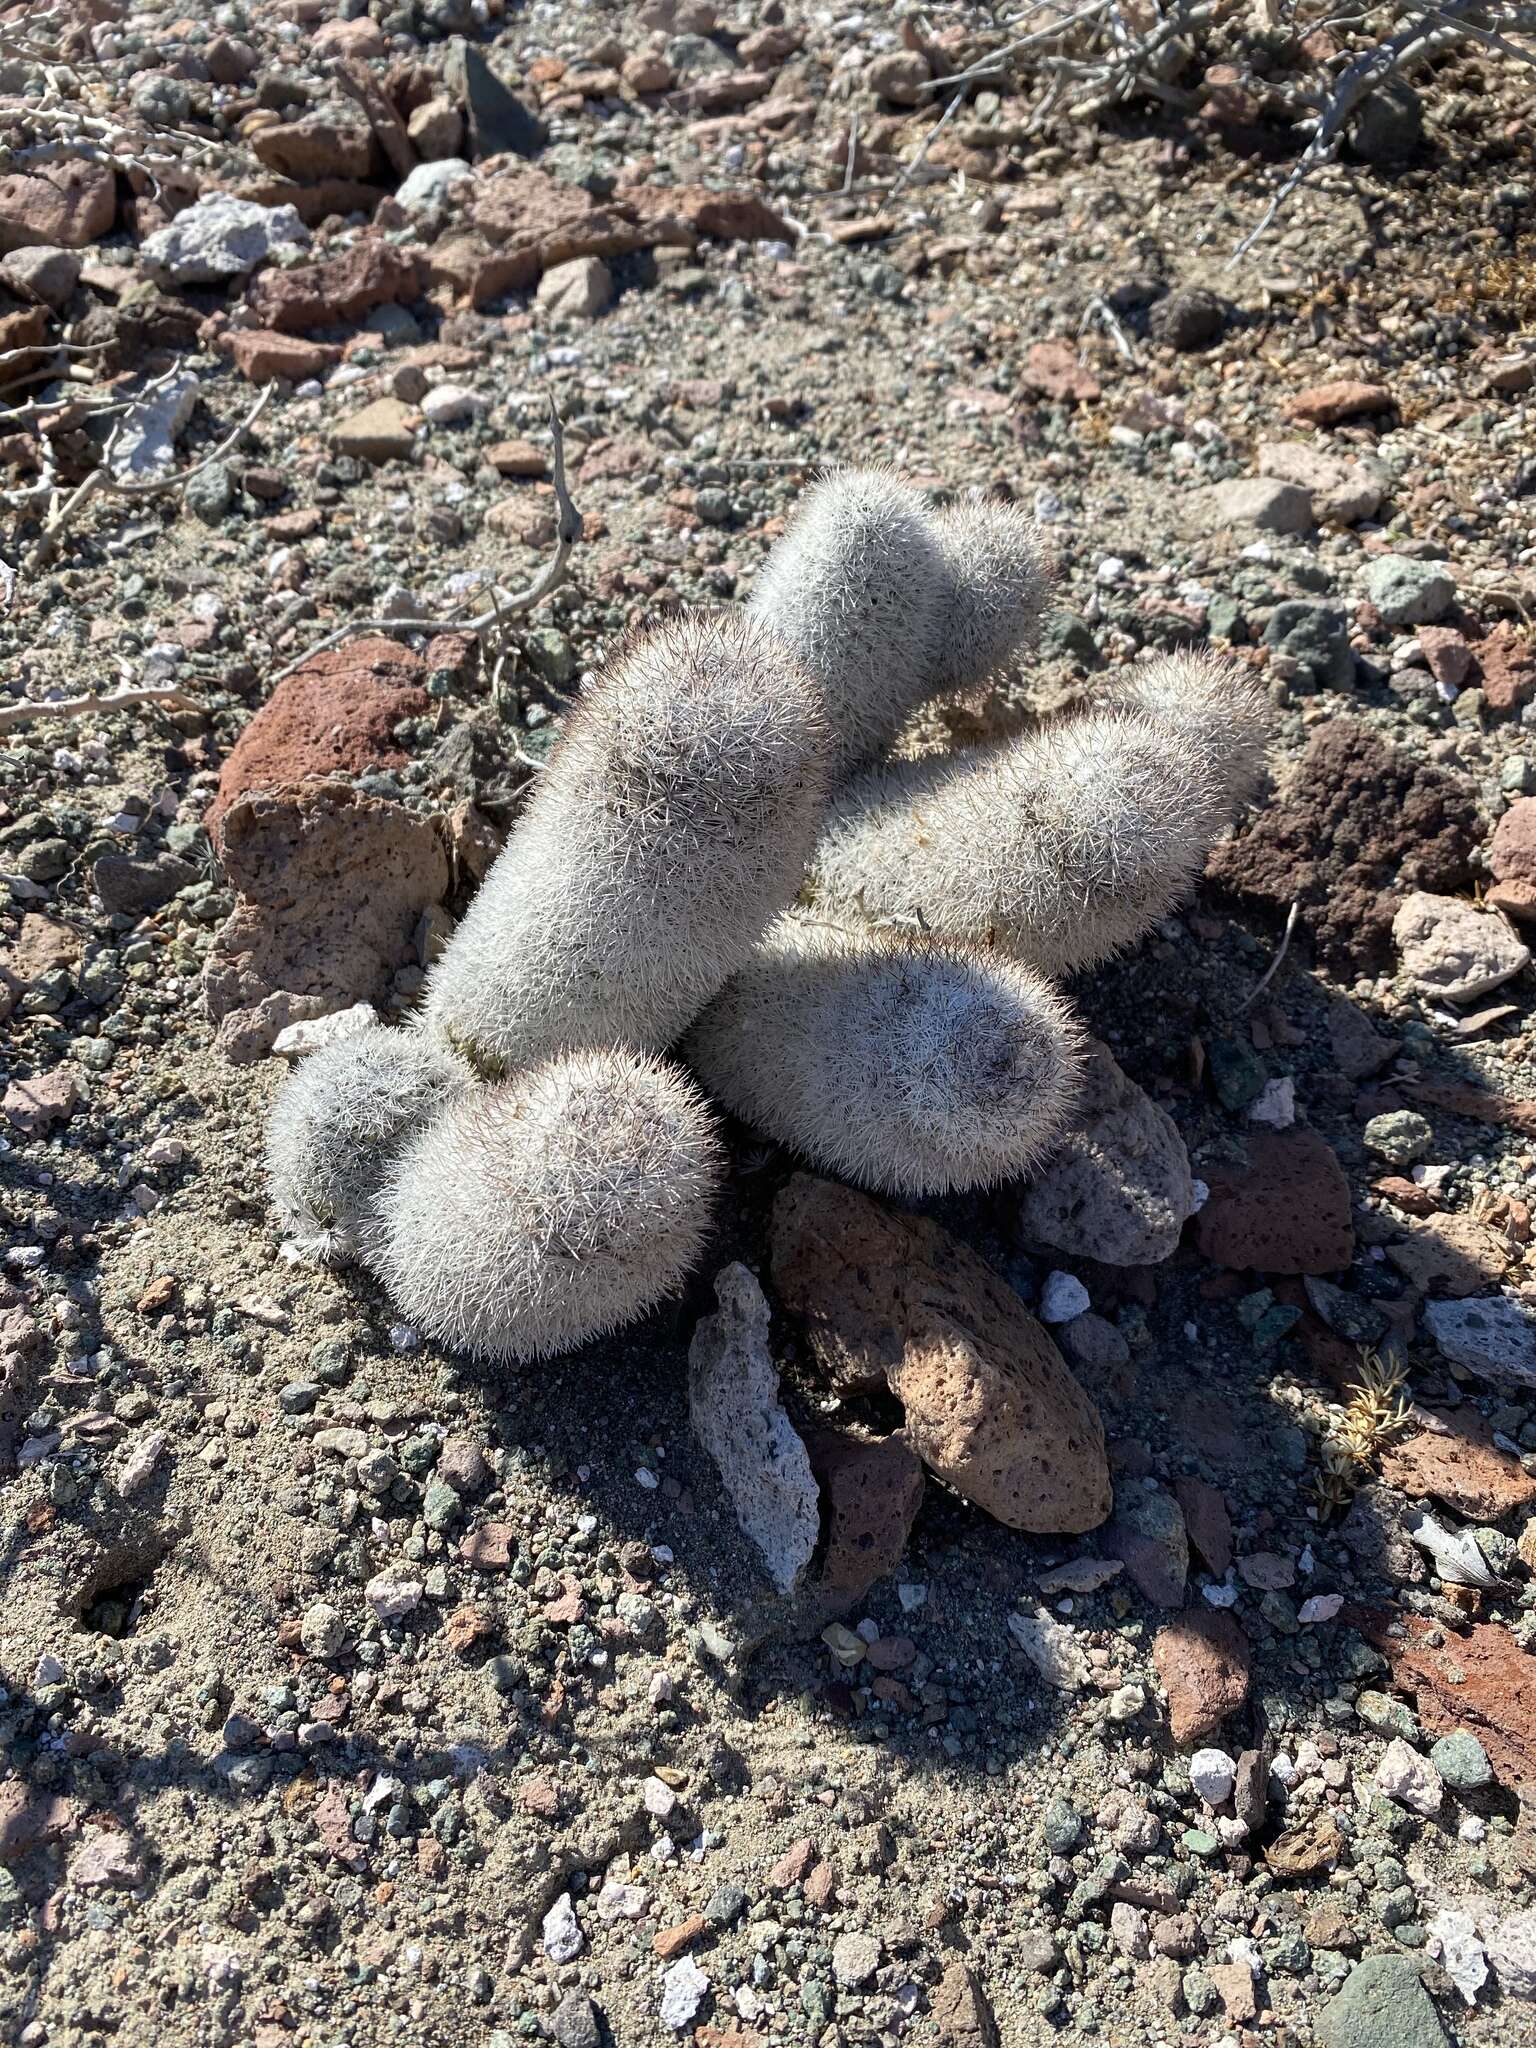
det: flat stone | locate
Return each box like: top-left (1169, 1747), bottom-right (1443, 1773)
top-left (1258, 439), bottom-right (1386, 523)
top-left (802, 1426), bottom-right (924, 1611)
top-left (1316, 1955), bottom-right (1449, 2048)
top-left (330, 396), bottom-right (420, 464)
top-left (1379, 1409), bottom-right (1536, 1520)
top-left (536, 255), bottom-right (613, 319)
top-left (1106, 1485), bottom-right (1188, 1608)
top-left (246, 238), bottom-right (423, 334)
top-left (1194, 477), bottom-right (1314, 534)
top-left (0, 157), bottom-right (116, 252)
top-left (1364, 554), bottom-right (1456, 629)
top-left (1287, 380), bottom-right (1395, 426)
top-left (1193, 1127), bottom-right (1354, 1274)
top-left (831, 1931), bottom-right (881, 1988)
top-left (1152, 1611), bottom-right (1251, 1745)
top-left (1392, 890), bottom-right (1529, 1002)
top-left (929, 1959), bottom-right (1001, 2047)
top-left (772, 1175), bottom-right (1110, 1533)
top-left (1386, 1213), bottom-right (1511, 1296)
top-left (1424, 1296), bottom-right (1536, 1392)
top-left (688, 1263), bottom-right (819, 1596)
top-left (1173, 1476), bottom-right (1233, 1576)
top-left (142, 194), bottom-right (308, 284)
top-left (3, 1067), bottom-right (80, 1136)
top-left (223, 328), bottom-right (340, 384)
top-left (1019, 1040), bottom-right (1193, 1266)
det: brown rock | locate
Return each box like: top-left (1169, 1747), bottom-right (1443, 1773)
top-left (653, 1914), bottom-right (708, 1959)
top-left (460, 1523), bottom-right (515, 1569)
top-left (251, 118), bottom-right (374, 183)
top-left (1491, 797), bottom-right (1536, 889)
top-left (1370, 1614), bottom-right (1536, 1796)
top-left (427, 165), bottom-right (692, 308)
top-left (1385, 1213), bottom-right (1510, 1296)
top-left (234, 176), bottom-right (388, 230)
top-left (930, 1960), bottom-right (1001, 2048)
top-left (0, 1784), bottom-right (77, 1863)
top-left (766, 1837), bottom-right (816, 1889)
top-left (206, 637), bottom-right (430, 841)
top-left (1152, 1610), bottom-right (1251, 1745)
top-left (201, 781), bottom-right (449, 1063)
top-left (771, 1176), bottom-right (1110, 1533)
top-left (486, 437), bottom-right (548, 477)
top-left (1265, 1810), bottom-right (1344, 1877)
top-left (1473, 622), bottom-right (1535, 715)
top-left (1207, 720), bottom-right (1478, 974)
top-left (1417, 624), bottom-right (1474, 691)
top-left (1374, 1175), bottom-right (1441, 1216)
top-left (1020, 339), bottom-right (1101, 404)
top-left (802, 1427), bottom-right (925, 1610)
top-left (245, 238), bottom-right (423, 334)
top-left (329, 395), bottom-right (420, 464)
top-left (637, 184), bottom-right (792, 244)
top-left (867, 50), bottom-right (932, 105)
top-left (1173, 1476), bottom-right (1233, 1577)
top-left (1487, 879), bottom-right (1536, 925)
top-left (1304, 1903), bottom-right (1360, 1952)
top-left (803, 1860), bottom-right (836, 1909)
top-left (223, 329), bottom-right (341, 384)
top-left (442, 1603), bottom-right (495, 1652)
top-left (4, 1068), bottom-right (80, 1136)
top-left (1379, 1410), bottom-right (1536, 1520)
top-left (1208, 1962), bottom-right (1257, 2023)
top-left (1286, 379), bottom-right (1394, 426)
top-left (1194, 1128), bottom-right (1353, 1275)
top-left (2, 913), bottom-right (80, 991)
top-left (406, 98), bottom-right (463, 160)
top-left (677, 69), bottom-right (775, 113)
top-left (0, 158), bottom-right (116, 252)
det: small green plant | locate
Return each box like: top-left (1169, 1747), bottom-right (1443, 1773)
top-left (1310, 1348), bottom-right (1413, 1516)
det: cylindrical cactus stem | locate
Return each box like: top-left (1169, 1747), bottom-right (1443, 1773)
top-left (685, 915), bottom-right (1085, 1197)
top-left (367, 1048), bottom-right (723, 1364)
top-left (810, 652), bottom-right (1273, 978)
top-left (746, 466), bottom-right (949, 777)
top-left (266, 1022), bottom-right (473, 1262)
top-left (420, 614), bottom-right (831, 1077)
top-left (929, 496), bottom-right (1054, 694)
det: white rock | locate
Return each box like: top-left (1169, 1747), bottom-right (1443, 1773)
top-left (272, 1002), bottom-right (378, 1059)
top-left (1487, 1907), bottom-right (1536, 2000)
top-left (542, 1892), bottom-right (584, 1963)
top-left (1298, 1593), bottom-right (1344, 1624)
top-left (1428, 1908), bottom-right (1489, 2006)
top-left (421, 383), bottom-right (487, 426)
top-left (1374, 1735), bottom-right (1443, 1817)
top-left (1007, 1605), bottom-right (1089, 1689)
top-left (1110, 1901), bottom-right (1149, 1957)
top-left (115, 1429), bottom-right (167, 1498)
top-left (396, 157), bottom-right (472, 211)
top-left (642, 1775), bottom-right (678, 1821)
top-left (142, 194), bottom-right (308, 284)
top-left (831, 1931), bottom-right (881, 1988)
top-left (1247, 1077), bottom-right (1295, 1128)
top-left (1039, 1269), bottom-right (1090, 1323)
top-left (659, 1957), bottom-right (709, 2030)
top-left (688, 1264), bottom-right (818, 1595)
top-left (537, 255), bottom-right (613, 320)
top-left (1392, 891), bottom-right (1530, 1004)
top-left (596, 1879), bottom-right (648, 1921)
top-left (1189, 1747), bottom-right (1237, 1807)
top-left (110, 372), bottom-right (200, 479)
top-left (364, 1571), bottom-right (422, 1620)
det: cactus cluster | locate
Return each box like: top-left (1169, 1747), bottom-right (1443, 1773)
top-left (267, 468), bottom-right (1271, 1364)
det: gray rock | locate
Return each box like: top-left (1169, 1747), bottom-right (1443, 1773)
top-left (93, 853), bottom-right (199, 915)
top-left (1424, 1296), bottom-right (1536, 1391)
top-left (550, 1993), bottom-right (601, 2048)
top-left (1149, 287), bottom-right (1226, 351)
top-left (1195, 477), bottom-right (1314, 535)
top-left (1020, 1040), bottom-right (1193, 1266)
top-left (1392, 890), bottom-right (1530, 1003)
top-left (1264, 600), bottom-right (1354, 689)
top-left (1258, 441), bottom-right (1385, 525)
top-left (1316, 1955), bottom-right (1448, 2048)
top-left (1362, 1109), bottom-right (1432, 1167)
top-left (444, 39), bottom-right (546, 159)
top-left (0, 243), bottom-right (80, 308)
top-left (185, 461), bottom-right (234, 526)
top-left (395, 157), bottom-right (473, 212)
top-left (141, 194), bottom-right (308, 286)
top-left (1364, 555), bottom-right (1455, 628)
top-left (1429, 1731), bottom-right (1492, 1793)
top-left (688, 1263), bottom-right (819, 1594)
top-left (1351, 80), bottom-right (1423, 168)
top-left (536, 255), bottom-right (613, 320)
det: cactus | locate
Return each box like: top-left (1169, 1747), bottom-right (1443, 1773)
top-left (421, 613), bottom-right (831, 1077)
top-left (929, 496), bottom-right (1054, 695)
top-left (266, 1023), bottom-right (472, 1262)
top-left (367, 1047), bottom-right (722, 1363)
top-left (746, 466), bottom-right (950, 776)
top-left (809, 652), bottom-right (1273, 978)
top-left (686, 915), bottom-right (1085, 1196)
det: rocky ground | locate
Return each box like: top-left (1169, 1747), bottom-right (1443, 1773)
top-left (2, 4), bottom-right (1536, 2046)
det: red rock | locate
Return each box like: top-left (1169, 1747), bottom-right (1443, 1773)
top-left (802, 1427), bottom-right (925, 1611)
top-left (1286, 379), bottom-right (1394, 426)
top-left (803, 1860), bottom-right (836, 1909)
top-left (1473, 621), bottom-right (1535, 715)
top-left (1491, 798), bottom-right (1536, 888)
top-left (1194, 1128), bottom-right (1353, 1275)
top-left (1487, 879), bottom-right (1536, 925)
top-left (653, 1914), bottom-right (708, 1959)
top-left (1020, 340), bottom-right (1101, 404)
top-left (1173, 1476), bottom-right (1233, 1577)
top-left (1371, 1615), bottom-right (1536, 1799)
top-left (766, 1837), bottom-right (816, 1889)
top-left (1373, 1175), bottom-right (1442, 1216)
top-left (69, 1831), bottom-right (146, 1891)
top-left (678, 68), bottom-right (775, 113)
top-left (235, 176), bottom-right (387, 230)
top-left (223, 329), bottom-right (341, 384)
top-left (4, 1068), bottom-right (80, 1136)
top-left (206, 637), bottom-right (430, 842)
top-left (1201, 63), bottom-right (1261, 125)
top-left (251, 118), bottom-right (374, 183)
top-left (460, 1523), bottom-right (516, 1569)
top-left (628, 183), bottom-right (791, 244)
top-left (518, 1777), bottom-right (560, 1820)
top-left (1152, 1611), bottom-right (1251, 1745)
top-left (1378, 1409), bottom-right (1536, 1520)
top-left (1417, 624), bottom-right (1473, 690)
top-left (771, 1176), bottom-right (1110, 1534)
top-left (201, 781), bottom-right (449, 1063)
top-left (245, 239), bottom-right (423, 334)
top-left (1208, 1962), bottom-right (1257, 2023)
top-left (486, 437), bottom-right (548, 478)
top-left (0, 158), bottom-right (116, 252)
top-left (425, 165), bottom-right (692, 307)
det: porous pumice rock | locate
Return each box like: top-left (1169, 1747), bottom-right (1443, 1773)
top-left (770, 1174), bottom-right (1110, 1532)
top-left (369, 1049), bottom-right (722, 1364)
top-left (687, 915), bottom-right (1085, 1196)
top-left (422, 614), bottom-right (831, 1075)
top-left (1018, 1040), bottom-right (1194, 1265)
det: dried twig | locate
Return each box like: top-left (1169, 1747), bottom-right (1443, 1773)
top-left (0, 687), bottom-right (201, 737)
top-left (881, 87), bottom-right (967, 212)
top-left (1239, 899), bottom-right (1301, 1012)
top-left (270, 395), bottom-right (584, 683)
